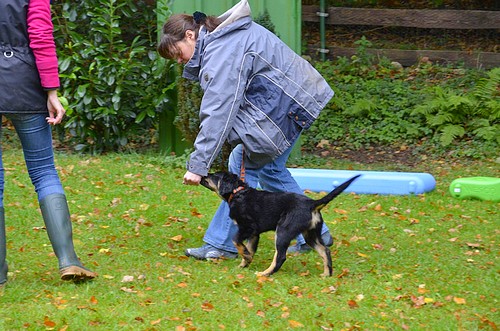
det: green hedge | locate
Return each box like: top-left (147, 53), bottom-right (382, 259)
top-left (52, 0), bottom-right (171, 153)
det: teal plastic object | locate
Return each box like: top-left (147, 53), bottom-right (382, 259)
top-left (449, 177), bottom-right (500, 202)
top-left (287, 169), bottom-right (436, 195)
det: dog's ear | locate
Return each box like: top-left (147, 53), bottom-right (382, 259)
top-left (214, 172), bottom-right (245, 201)
top-left (225, 172), bottom-right (248, 189)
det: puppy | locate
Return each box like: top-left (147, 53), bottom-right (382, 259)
top-left (200, 172), bottom-right (360, 277)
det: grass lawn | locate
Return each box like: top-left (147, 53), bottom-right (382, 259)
top-left (0, 147), bottom-right (498, 330)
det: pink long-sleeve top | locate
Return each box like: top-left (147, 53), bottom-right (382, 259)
top-left (26, 0), bottom-right (59, 89)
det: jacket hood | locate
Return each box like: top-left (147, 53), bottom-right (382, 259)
top-left (182, 0), bottom-right (252, 81)
top-left (215, 0), bottom-right (252, 32)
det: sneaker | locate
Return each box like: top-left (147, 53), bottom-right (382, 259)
top-left (287, 232), bottom-right (334, 254)
top-left (185, 244), bottom-right (238, 260)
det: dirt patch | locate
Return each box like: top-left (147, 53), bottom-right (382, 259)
top-left (303, 23), bottom-right (499, 54)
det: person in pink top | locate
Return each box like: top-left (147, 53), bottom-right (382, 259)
top-left (0, 0), bottom-right (97, 286)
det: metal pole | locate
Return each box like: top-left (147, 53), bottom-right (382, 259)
top-left (318, 0), bottom-right (329, 61)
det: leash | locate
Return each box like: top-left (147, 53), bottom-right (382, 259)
top-left (239, 145), bottom-right (246, 182)
top-left (228, 146), bottom-right (246, 203)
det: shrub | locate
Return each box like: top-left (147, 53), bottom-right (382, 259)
top-left (412, 67), bottom-right (500, 146)
top-left (304, 43), bottom-right (498, 159)
top-left (52, 0), bottom-right (171, 153)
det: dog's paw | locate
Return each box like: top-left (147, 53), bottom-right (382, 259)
top-left (238, 261), bottom-right (248, 268)
top-left (255, 271), bottom-right (271, 277)
top-left (320, 272), bottom-right (332, 278)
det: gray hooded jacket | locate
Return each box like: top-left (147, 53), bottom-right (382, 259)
top-left (183, 0), bottom-right (334, 176)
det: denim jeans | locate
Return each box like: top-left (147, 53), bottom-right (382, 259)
top-left (0, 114), bottom-right (64, 207)
top-left (203, 143), bottom-right (330, 253)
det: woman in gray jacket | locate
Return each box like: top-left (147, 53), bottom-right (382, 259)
top-left (158, 0), bottom-right (334, 259)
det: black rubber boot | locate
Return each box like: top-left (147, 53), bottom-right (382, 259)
top-left (0, 207), bottom-right (7, 286)
top-left (40, 194), bottom-right (96, 281)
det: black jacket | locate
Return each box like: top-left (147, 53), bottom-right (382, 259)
top-left (0, 0), bottom-right (47, 113)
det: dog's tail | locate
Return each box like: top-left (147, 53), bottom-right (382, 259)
top-left (312, 174), bottom-right (361, 211)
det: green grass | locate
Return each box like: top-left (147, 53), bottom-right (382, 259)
top-left (0, 147), bottom-right (498, 330)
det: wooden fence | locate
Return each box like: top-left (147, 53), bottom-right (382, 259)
top-left (302, 6), bottom-right (500, 68)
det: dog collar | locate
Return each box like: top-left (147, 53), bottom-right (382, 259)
top-left (228, 186), bottom-right (245, 203)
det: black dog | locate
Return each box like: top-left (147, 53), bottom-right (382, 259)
top-left (200, 172), bottom-right (360, 277)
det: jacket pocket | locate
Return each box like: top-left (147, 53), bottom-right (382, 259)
top-left (245, 74), bottom-right (313, 143)
top-left (0, 49), bottom-right (47, 112)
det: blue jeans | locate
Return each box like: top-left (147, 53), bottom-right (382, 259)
top-left (203, 143), bottom-right (330, 253)
top-left (0, 114), bottom-right (64, 207)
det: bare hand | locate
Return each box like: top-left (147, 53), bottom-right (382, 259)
top-left (183, 171), bottom-right (202, 185)
top-left (46, 90), bottom-right (66, 125)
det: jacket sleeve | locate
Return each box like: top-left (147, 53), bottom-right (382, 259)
top-left (27, 0), bottom-right (60, 89)
top-left (186, 40), bottom-right (251, 176)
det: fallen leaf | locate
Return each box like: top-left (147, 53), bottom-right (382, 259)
top-left (337, 268), bottom-right (349, 278)
top-left (120, 287), bottom-right (137, 293)
top-left (316, 139), bottom-right (330, 148)
top-left (454, 297), bottom-right (466, 305)
top-left (110, 197), bottom-right (122, 207)
top-left (348, 300), bottom-right (359, 308)
top-left (43, 316), bottom-right (56, 327)
top-left (411, 295), bottom-right (426, 307)
top-left (121, 275), bottom-right (134, 282)
top-left (289, 320), bottom-right (304, 328)
top-left (358, 205), bottom-right (368, 212)
top-left (170, 235), bottom-right (183, 242)
top-left (191, 208), bottom-right (203, 218)
top-left (202, 301), bottom-right (214, 312)
top-left (321, 286), bottom-right (337, 293)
